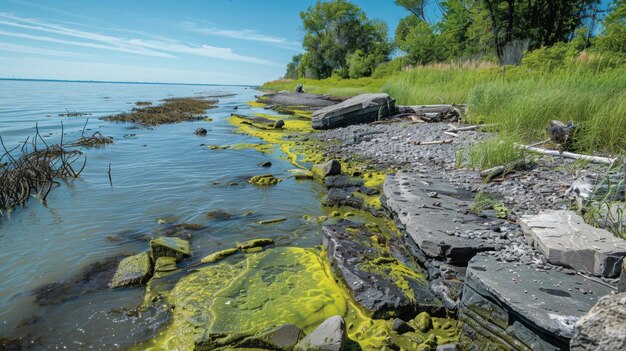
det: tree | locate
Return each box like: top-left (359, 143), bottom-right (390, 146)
top-left (597, 0), bottom-right (626, 54)
top-left (284, 54), bottom-right (303, 79)
top-left (299, 0), bottom-right (390, 79)
top-left (395, 15), bottom-right (445, 64)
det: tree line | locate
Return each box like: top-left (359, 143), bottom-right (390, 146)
top-left (284, 0), bottom-right (626, 79)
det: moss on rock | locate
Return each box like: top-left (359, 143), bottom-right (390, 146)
top-left (150, 237), bottom-right (191, 262)
top-left (249, 174), bottom-right (282, 186)
top-left (110, 251), bottom-right (152, 288)
top-left (236, 238), bottom-right (275, 250)
top-left (201, 248), bottom-right (240, 264)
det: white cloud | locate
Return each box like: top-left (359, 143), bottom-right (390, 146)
top-left (0, 12), bottom-right (277, 64)
top-left (182, 22), bottom-right (301, 50)
top-left (0, 41), bottom-right (94, 58)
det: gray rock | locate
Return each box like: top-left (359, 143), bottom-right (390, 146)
top-left (312, 93), bottom-right (395, 129)
top-left (520, 210), bottom-right (626, 277)
top-left (240, 324), bottom-right (303, 350)
top-left (322, 188), bottom-right (363, 209)
top-left (274, 119), bottom-right (285, 129)
top-left (436, 343), bottom-right (460, 351)
top-left (382, 172), bottom-right (495, 264)
top-left (620, 260), bottom-right (626, 293)
top-left (195, 127), bottom-right (207, 135)
top-left (312, 159), bottom-right (341, 179)
top-left (259, 92), bottom-right (337, 111)
top-left (110, 252), bottom-right (152, 288)
top-left (322, 222), bottom-right (442, 319)
top-left (324, 175), bottom-right (364, 189)
top-left (460, 253), bottom-right (613, 350)
top-left (570, 292), bottom-right (626, 351)
top-left (297, 315), bottom-right (346, 351)
top-left (391, 318), bottom-right (414, 334)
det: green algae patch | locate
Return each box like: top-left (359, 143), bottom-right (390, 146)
top-left (201, 248), bottom-right (240, 264)
top-left (249, 174), bottom-right (282, 186)
top-left (139, 247), bottom-right (460, 351)
top-left (236, 238), bottom-right (275, 250)
top-left (140, 247), bottom-right (348, 350)
top-left (102, 97), bottom-right (217, 126)
top-left (230, 143), bottom-right (275, 154)
top-left (154, 256), bottom-right (178, 273)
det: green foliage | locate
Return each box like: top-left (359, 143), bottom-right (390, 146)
top-left (347, 48), bottom-right (388, 79)
top-left (284, 54), bottom-right (303, 79)
top-left (465, 137), bottom-right (527, 170)
top-left (299, 0), bottom-right (390, 79)
top-left (371, 57), bottom-right (407, 78)
top-left (395, 16), bottom-right (445, 64)
top-left (596, 0), bottom-right (626, 54)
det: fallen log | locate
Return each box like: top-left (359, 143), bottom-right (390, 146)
top-left (411, 139), bottom-right (453, 146)
top-left (518, 144), bottom-right (618, 165)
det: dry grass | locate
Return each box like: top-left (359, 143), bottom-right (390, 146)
top-left (102, 97), bottom-right (217, 126)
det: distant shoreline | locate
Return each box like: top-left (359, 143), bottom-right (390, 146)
top-left (0, 77), bottom-right (253, 88)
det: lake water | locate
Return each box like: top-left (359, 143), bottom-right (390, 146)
top-left (0, 80), bottom-right (327, 349)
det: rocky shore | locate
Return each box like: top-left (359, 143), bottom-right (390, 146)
top-left (255, 91), bottom-right (626, 350)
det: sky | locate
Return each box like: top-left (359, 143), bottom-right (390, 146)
top-left (0, 0), bottom-right (411, 85)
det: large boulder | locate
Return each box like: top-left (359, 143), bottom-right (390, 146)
top-left (110, 251), bottom-right (152, 288)
top-left (460, 253), bottom-right (613, 350)
top-left (570, 292), bottom-right (626, 351)
top-left (311, 93), bottom-right (395, 129)
top-left (323, 222), bottom-right (442, 319)
top-left (520, 210), bottom-right (626, 277)
top-left (296, 315), bottom-right (347, 351)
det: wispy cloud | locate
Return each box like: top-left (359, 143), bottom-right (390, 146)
top-left (0, 12), bottom-right (277, 64)
top-left (0, 41), bottom-right (94, 58)
top-left (183, 21), bottom-right (301, 49)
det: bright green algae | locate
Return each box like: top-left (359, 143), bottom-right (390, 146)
top-left (139, 247), bottom-right (459, 350)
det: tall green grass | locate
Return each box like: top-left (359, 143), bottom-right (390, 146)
top-left (467, 67), bottom-right (626, 153)
top-left (261, 77), bottom-right (386, 97)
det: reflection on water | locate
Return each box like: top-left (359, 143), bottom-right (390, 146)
top-left (0, 80), bottom-right (325, 349)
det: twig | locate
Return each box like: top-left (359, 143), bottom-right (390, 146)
top-left (444, 131), bottom-right (459, 138)
top-left (81, 118), bottom-right (89, 138)
top-left (411, 139), bottom-right (453, 146)
top-left (108, 163), bottom-right (113, 187)
top-left (517, 144), bottom-right (617, 165)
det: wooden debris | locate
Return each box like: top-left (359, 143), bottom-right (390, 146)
top-left (518, 145), bottom-right (617, 165)
top-left (411, 139), bottom-right (453, 146)
top-left (444, 131), bottom-right (459, 138)
top-left (445, 124), bottom-right (497, 133)
top-left (480, 158), bottom-right (529, 179)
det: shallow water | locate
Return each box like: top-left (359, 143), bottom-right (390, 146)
top-left (0, 80), bottom-right (327, 349)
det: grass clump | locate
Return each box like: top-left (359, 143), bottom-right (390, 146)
top-left (71, 131), bottom-right (113, 147)
top-left (102, 97), bottom-right (217, 126)
top-left (262, 77), bottom-right (386, 97)
top-left (460, 137), bottom-right (526, 171)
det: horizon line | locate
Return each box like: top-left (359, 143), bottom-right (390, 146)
top-left (0, 77), bottom-right (256, 87)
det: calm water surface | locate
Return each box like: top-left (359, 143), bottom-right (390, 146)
top-left (0, 80), bottom-right (326, 349)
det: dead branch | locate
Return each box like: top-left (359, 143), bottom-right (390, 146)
top-left (411, 139), bottom-right (453, 146)
top-left (518, 144), bottom-right (617, 165)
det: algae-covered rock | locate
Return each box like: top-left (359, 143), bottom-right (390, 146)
top-left (415, 312), bottom-right (433, 333)
top-left (201, 248), bottom-right (239, 263)
top-left (236, 238), bottom-right (275, 250)
top-left (110, 251), bottom-right (152, 288)
top-left (249, 174), bottom-right (283, 186)
top-left (150, 237), bottom-right (191, 262)
top-left (241, 324), bottom-right (303, 350)
top-left (312, 160), bottom-right (341, 179)
top-left (142, 247), bottom-right (348, 350)
top-left (296, 315), bottom-right (347, 351)
top-left (154, 256), bottom-right (178, 272)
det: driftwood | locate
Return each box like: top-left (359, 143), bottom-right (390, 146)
top-left (518, 144), bottom-right (617, 165)
top-left (411, 139), bottom-right (453, 146)
top-left (480, 158), bottom-right (529, 179)
top-left (399, 104), bottom-right (466, 114)
top-left (446, 124), bottom-right (497, 133)
top-left (443, 131), bottom-right (459, 138)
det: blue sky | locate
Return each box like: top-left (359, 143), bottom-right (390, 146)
top-left (0, 0), bottom-right (410, 85)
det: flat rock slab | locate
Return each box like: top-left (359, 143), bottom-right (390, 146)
top-left (259, 92), bottom-right (339, 110)
top-left (297, 315), bottom-right (346, 351)
top-left (460, 253), bottom-right (613, 351)
top-left (323, 222), bottom-right (442, 319)
top-left (312, 93), bottom-right (395, 130)
top-left (383, 172), bottom-right (495, 264)
top-left (520, 210), bottom-right (626, 277)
